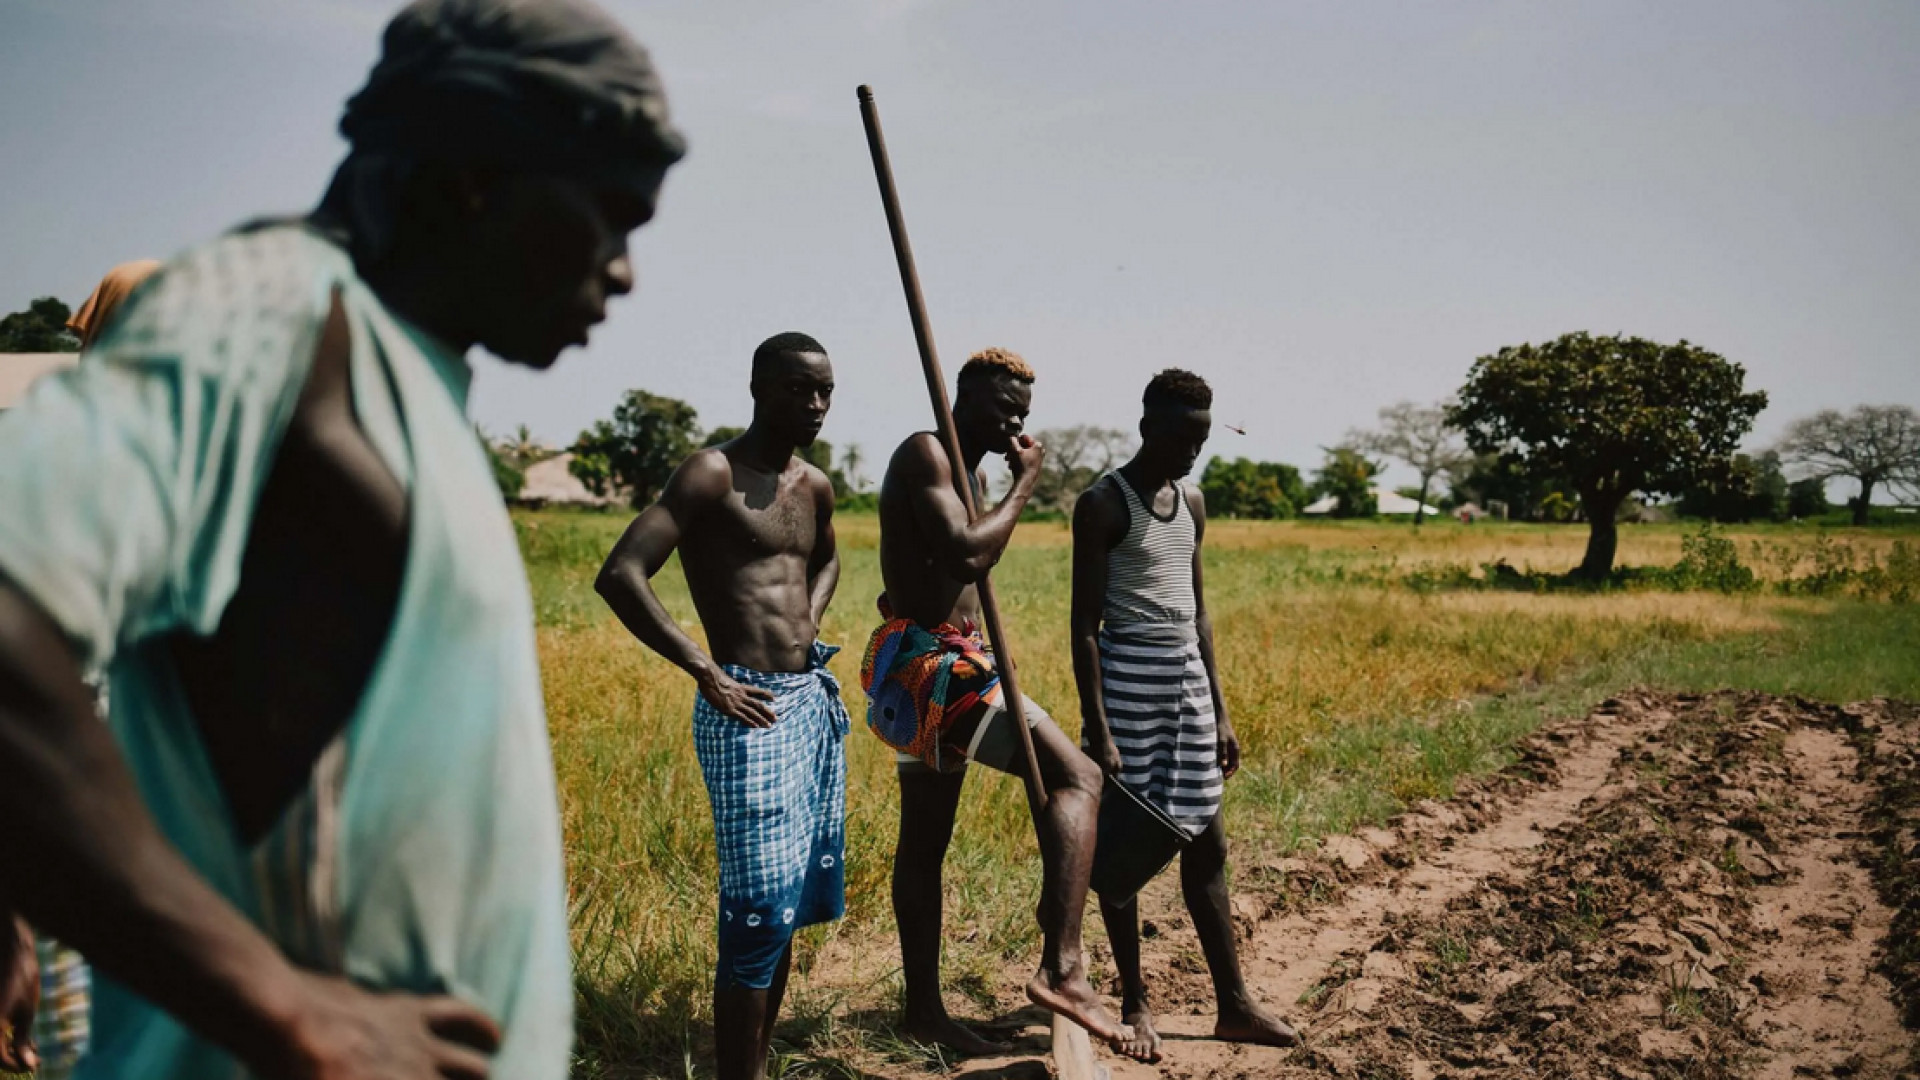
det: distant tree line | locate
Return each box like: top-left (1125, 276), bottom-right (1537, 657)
top-left (0, 297), bottom-right (81, 352)
top-left (497, 334), bottom-right (1916, 582)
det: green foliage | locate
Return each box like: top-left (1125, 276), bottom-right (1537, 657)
top-left (701, 425), bottom-right (745, 448)
top-left (1449, 332), bottom-right (1767, 577)
top-left (1199, 456), bottom-right (1305, 519)
top-left (1450, 452), bottom-right (1573, 521)
top-left (1663, 525), bottom-right (1757, 593)
top-left (1676, 451), bottom-right (1789, 523)
top-left (1312, 447), bottom-right (1382, 518)
top-left (477, 426), bottom-right (525, 500)
top-left (1786, 477), bottom-right (1829, 520)
top-left (0, 296), bottom-right (80, 352)
top-left (1751, 534), bottom-right (1920, 603)
top-left (570, 389), bottom-right (702, 508)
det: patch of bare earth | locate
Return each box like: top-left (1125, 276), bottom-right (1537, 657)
top-left (818, 692), bottom-right (1920, 1080)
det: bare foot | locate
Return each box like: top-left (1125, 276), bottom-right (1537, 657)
top-left (900, 1012), bottom-right (1009, 1057)
top-left (1214, 1005), bottom-right (1300, 1048)
top-left (1117, 1006), bottom-right (1163, 1063)
top-left (1026, 969), bottom-right (1132, 1048)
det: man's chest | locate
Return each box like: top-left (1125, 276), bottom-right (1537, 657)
top-left (702, 487), bottom-right (817, 560)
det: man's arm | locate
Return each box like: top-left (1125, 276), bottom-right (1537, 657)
top-left (896, 431), bottom-right (1044, 582)
top-left (0, 584), bottom-right (502, 1080)
top-left (1188, 488), bottom-right (1239, 778)
top-left (594, 452), bottom-right (777, 727)
top-left (1070, 481), bottom-right (1125, 777)
top-left (807, 470), bottom-right (840, 628)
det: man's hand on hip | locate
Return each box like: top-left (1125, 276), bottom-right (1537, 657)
top-left (697, 667), bottom-right (778, 728)
top-left (277, 973), bottom-right (501, 1080)
top-left (0, 914), bottom-right (39, 1074)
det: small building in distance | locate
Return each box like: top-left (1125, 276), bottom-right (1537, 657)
top-left (0, 353), bottom-right (79, 413)
top-left (517, 451), bottom-right (621, 508)
top-left (1302, 486), bottom-right (1442, 517)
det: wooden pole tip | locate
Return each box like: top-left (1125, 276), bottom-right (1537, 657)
top-left (857, 85), bottom-right (875, 102)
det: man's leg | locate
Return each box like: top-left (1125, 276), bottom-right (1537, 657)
top-left (1180, 815), bottom-right (1298, 1046)
top-left (761, 944), bottom-right (793, 1063)
top-left (1015, 716), bottom-right (1128, 1045)
top-left (715, 980), bottom-right (774, 1080)
top-left (1098, 891), bottom-right (1163, 1062)
top-left (893, 767), bottom-right (1005, 1055)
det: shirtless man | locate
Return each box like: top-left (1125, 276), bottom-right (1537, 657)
top-left (863, 347), bottom-right (1125, 1053)
top-left (0, 2), bottom-right (682, 1077)
top-left (1073, 369), bottom-right (1298, 1063)
top-left (596, 332), bottom-right (845, 1080)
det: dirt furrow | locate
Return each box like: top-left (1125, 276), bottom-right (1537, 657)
top-left (1744, 726), bottom-right (1905, 1079)
top-left (1091, 699), bottom-right (1664, 1080)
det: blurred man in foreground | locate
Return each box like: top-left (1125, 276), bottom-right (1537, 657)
top-left (0, 1), bottom-right (683, 1076)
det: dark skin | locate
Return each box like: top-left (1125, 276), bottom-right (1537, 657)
top-left (1071, 403), bottom-right (1300, 1063)
top-left (0, 164), bottom-right (657, 1079)
top-left (594, 350), bottom-right (839, 1080)
top-left (878, 371), bottom-right (1127, 1055)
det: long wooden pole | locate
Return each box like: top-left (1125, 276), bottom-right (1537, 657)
top-left (857, 85), bottom-right (1048, 812)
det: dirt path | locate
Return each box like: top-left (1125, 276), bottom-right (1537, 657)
top-left (811, 692), bottom-right (1919, 1080)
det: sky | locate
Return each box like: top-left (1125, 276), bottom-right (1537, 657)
top-left (4, 0), bottom-right (1917, 496)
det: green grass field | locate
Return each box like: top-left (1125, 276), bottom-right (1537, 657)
top-left (518, 510), bottom-right (1919, 1077)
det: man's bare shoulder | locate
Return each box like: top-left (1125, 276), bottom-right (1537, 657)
top-left (664, 446), bottom-right (734, 505)
top-left (1073, 474), bottom-right (1126, 543)
top-left (884, 431), bottom-right (947, 483)
top-left (793, 457), bottom-right (836, 508)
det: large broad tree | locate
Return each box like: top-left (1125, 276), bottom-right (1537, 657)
top-left (1449, 332), bottom-right (1766, 579)
top-left (1352, 401), bottom-right (1472, 527)
top-left (1777, 405), bottom-right (1920, 526)
top-left (570, 388), bottom-right (702, 508)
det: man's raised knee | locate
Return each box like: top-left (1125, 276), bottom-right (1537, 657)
top-left (1060, 749), bottom-right (1103, 799)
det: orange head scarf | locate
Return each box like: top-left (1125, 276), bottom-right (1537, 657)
top-left (67, 260), bottom-right (162, 351)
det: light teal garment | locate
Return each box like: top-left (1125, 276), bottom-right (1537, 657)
top-left (0, 225), bottom-right (571, 1079)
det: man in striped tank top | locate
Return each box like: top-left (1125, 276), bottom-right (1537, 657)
top-left (1072, 369), bottom-right (1300, 1063)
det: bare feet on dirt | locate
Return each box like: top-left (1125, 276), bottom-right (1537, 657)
top-left (1213, 1004), bottom-right (1299, 1048)
top-left (1027, 969), bottom-right (1132, 1048)
top-left (1116, 1007), bottom-right (1162, 1063)
top-left (899, 1012), bottom-right (1007, 1057)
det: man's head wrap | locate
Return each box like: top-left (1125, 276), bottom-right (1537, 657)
top-left (340, 0), bottom-right (685, 194)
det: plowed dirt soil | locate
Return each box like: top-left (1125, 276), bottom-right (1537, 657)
top-left (820, 691), bottom-right (1920, 1080)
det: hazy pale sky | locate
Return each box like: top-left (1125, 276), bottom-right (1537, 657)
top-left (4, 0), bottom-right (1917, 493)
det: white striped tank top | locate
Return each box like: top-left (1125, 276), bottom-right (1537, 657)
top-left (1103, 471), bottom-right (1198, 626)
